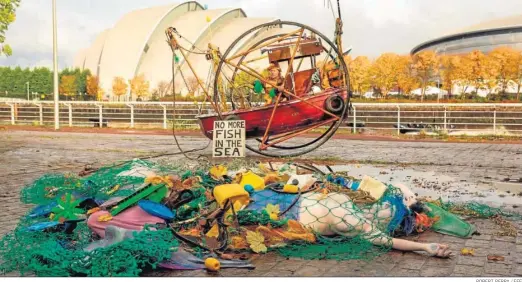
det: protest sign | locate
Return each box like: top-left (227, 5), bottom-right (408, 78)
top-left (212, 120), bottom-right (246, 158)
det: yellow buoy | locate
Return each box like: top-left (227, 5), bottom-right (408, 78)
top-left (213, 184), bottom-right (250, 208)
top-left (205, 257), bottom-right (220, 271)
top-left (239, 171), bottom-right (265, 191)
top-left (283, 184), bottom-right (299, 194)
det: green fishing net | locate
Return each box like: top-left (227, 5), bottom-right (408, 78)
top-left (245, 181), bottom-right (405, 261)
top-left (181, 169), bottom-right (228, 189)
top-left (276, 235), bottom-right (389, 261)
top-left (175, 187), bottom-right (208, 221)
top-left (4, 159), bottom-right (521, 277)
top-left (2, 160), bottom-right (182, 277)
top-left (236, 210), bottom-right (288, 228)
top-left (20, 160), bottom-right (164, 206)
top-left (429, 198), bottom-right (522, 219)
top-left (0, 220), bottom-right (178, 277)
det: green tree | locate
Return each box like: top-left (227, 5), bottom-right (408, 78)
top-left (1, 0), bottom-right (20, 56)
top-left (0, 67), bottom-right (15, 93)
top-left (71, 68), bottom-right (90, 94)
top-left (33, 67), bottom-right (52, 94)
top-left (11, 66), bottom-right (22, 93)
top-left (33, 67), bottom-right (53, 94)
top-left (0, 66), bottom-right (54, 97)
top-left (0, 67), bottom-right (8, 93)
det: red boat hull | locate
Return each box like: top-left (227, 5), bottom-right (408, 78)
top-left (196, 89), bottom-right (347, 139)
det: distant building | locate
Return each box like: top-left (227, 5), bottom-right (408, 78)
top-left (73, 1), bottom-right (283, 101)
top-left (411, 15), bottom-right (522, 96)
top-left (411, 15), bottom-right (522, 56)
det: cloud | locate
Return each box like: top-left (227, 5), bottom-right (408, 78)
top-left (1, 0), bottom-right (521, 68)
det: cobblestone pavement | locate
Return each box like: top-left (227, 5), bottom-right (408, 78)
top-left (1, 130), bottom-right (521, 277)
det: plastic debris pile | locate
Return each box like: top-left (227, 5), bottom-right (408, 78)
top-left (1, 160), bottom-right (520, 277)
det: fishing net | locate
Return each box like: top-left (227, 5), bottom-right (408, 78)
top-left (20, 160), bottom-right (164, 206)
top-left (426, 198), bottom-right (522, 219)
top-left (0, 220), bottom-right (178, 277)
top-left (2, 160), bottom-right (183, 277)
top-left (236, 210), bottom-right (289, 228)
top-left (3, 160), bottom-right (520, 276)
top-left (230, 179), bottom-right (406, 260)
top-left (276, 235), bottom-right (388, 261)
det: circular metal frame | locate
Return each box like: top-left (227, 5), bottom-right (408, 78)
top-left (227, 32), bottom-right (341, 151)
top-left (213, 21), bottom-right (350, 158)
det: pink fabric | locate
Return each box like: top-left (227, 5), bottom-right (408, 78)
top-left (87, 206), bottom-right (165, 238)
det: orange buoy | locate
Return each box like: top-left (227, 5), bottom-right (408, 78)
top-left (204, 257), bottom-right (220, 272)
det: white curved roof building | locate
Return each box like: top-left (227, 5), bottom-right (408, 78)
top-left (411, 14), bottom-right (522, 56)
top-left (72, 49), bottom-right (87, 70)
top-left (73, 1), bottom-right (282, 101)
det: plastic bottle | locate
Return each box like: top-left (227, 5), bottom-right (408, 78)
top-left (346, 180), bottom-right (360, 191)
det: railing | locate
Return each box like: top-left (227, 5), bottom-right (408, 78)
top-left (1, 101), bottom-right (522, 135)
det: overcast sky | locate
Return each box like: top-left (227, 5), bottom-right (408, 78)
top-left (1, 0), bottom-right (521, 69)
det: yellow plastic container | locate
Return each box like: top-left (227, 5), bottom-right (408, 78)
top-left (283, 184), bottom-right (299, 194)
top-left (213, 184), bottom-right (250, 208)
top-left (239, 171), bottom-right (265, 191)
top-left (358, 176), bottom-right (386, 201)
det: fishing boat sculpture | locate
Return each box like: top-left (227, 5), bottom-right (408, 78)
top-left (165, 1), bottom-right (350, 157)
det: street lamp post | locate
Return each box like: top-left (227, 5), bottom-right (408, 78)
top-left (52, 0), bottom-right (59, 129)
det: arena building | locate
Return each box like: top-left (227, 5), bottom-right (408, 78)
top-left (411, 15), bottom-right (522, 56)
top-left (72, 1), bottom-right (284, 101)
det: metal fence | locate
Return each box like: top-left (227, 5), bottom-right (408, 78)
top-left (1, 101), bottom-right (522, 135)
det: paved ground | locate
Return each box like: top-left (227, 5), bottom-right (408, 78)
top-left (1, 130), bottom-right (522, 277)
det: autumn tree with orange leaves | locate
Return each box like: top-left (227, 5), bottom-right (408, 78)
top-left (483, 57), bottom-right (500, 95)
top-left (112, 77), bottom-right (128, 101)
top-left (369, 53), bottom-right (401, 97)
top-left (59, 75), bottom-right (77, 97)
top-left (396, 55), bottom-right (419, 96)
top-left (97, 87), bottom-right (105, 101)
top-left (348, 56), bottom-right (372, 94)
top-left (460, 50), bottom-right (495, 97)
top-left (129, 74), bottom-right (150, 100)
top-left (86, 75), bottom-right (100, 100)
top-left (439, 55), bottom-right (463, 95)
top-left (412, 50), bottom-right (439, 101)
top-left (488, 47), bottom-right (522, 96)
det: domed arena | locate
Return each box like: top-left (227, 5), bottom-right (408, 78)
top-left (72, 1), bottom-right (285, 101)
top-left (411, 14), bottom-right (522, 56)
